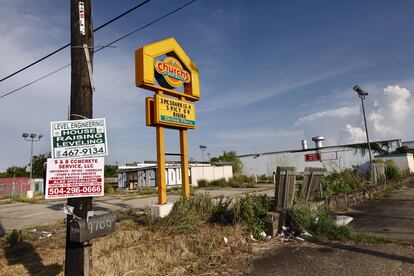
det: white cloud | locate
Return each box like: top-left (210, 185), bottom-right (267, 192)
top-left (366, 85), bottom-right (412, 139)
top-left (294, 84), bottom-right (414, 146)
top-left (339, 124), bottom-right (366, 144)
top-left (295, 106), bottom-right (358, 126)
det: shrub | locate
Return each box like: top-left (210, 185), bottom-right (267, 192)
top-left (288, 205), bottom-right (352, 240)
top-left (288, 204), bottom-right (386, 243)
top-left (237, 194), bottom-right (273, 237)
top-left (322, 169), bottom-right (362, 196)
top-left (197, 179), bottom-right (209, 188)
top-left (232, 175), bottom-right (255, 184)
top-left (5, 229), bottom-right (25, 246)
top-left (186, 193), bottom-right (214, 220)
top-left (154, 199), bottom-right (200, 235)
top-left (104, 183), bottom-right (115, 194)
top-left (210, 197), bottom-right (236, 225)
top-left (386, 160), bottom-right (400, 179)
top-left (209, 178), bottom-right (227, 188)
top-left (137, 193), bottom-right (273, 239)
top-left (258, 174), bottom-right (272, 183)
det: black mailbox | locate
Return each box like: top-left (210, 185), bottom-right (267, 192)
top-left (70, 213), bottom-right (116, 243)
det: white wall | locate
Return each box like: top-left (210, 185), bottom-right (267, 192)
top-left (376, 154), bottom-right (414, 173)
top-left (190, 165), bottom-right (233, 186)
top-left (240, 147), bottom-right (373, 176)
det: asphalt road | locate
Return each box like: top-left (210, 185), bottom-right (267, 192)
top-left (0, 185), bottom-right (274, 232)
top-left (346, 182), bottom-right (414, 242)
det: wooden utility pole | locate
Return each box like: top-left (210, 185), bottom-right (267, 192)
top-left (65, 1), bottom-right (94, 275)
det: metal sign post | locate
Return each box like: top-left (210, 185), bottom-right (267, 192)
top-left (156, 91), bottom-right (167, 204)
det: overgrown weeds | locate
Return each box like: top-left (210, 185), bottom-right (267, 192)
top-left (104, 183), bottom-right (115, 194)
top-left (124, 193), bottom-right (273, 239)
top-left (322, 169), bottom-right (363, 196)
top-left (288, 204), bottom-right (387, 243)
top-left (4, 229), bottom-right (26, 247)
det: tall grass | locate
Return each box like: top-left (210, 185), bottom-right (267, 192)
top-left (288, 204), bottom-right (387, 243)
top-left (322, 169), bottom-right (362, 196)
top-left (133, 194), bottom-right (273, 239)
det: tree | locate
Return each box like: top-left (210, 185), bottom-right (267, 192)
top-left (0, 166), bottom-right (29, 178)
top-left (210, 151), bottom-right (243, 174)
top-left (104, 165), bottom-right (118, 178)
top-left (0, 152), bottom-right (50, 178)
top-left (32, 153), bottom-right (49, 178)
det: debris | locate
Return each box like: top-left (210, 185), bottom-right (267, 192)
top-left (302, 231), bottom-right (312, 237)
top-left (335, 215), bottom-right (353, 226)
top-left (31, 229), bottom-right (37, 232)
top-left (278, 225), bottom-right (312, 241)
top-left (259, 232), bottom-right (267, 239)
top-left (46, 233), bottom-right (52, 238)
top-left (295, 236), bottom-right (305, 242)
top-left (223, 237), bottom-right (228, 244)
top-left (250, 234), bottom-right (257, 241)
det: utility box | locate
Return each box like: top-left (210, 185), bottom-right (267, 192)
top-left (69, 213), bottom-right (116, 243)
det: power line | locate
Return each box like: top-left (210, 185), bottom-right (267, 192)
top-left (0, 0), bottom-right (197, 100)
top-left (94, 0), bottom-right (197, 53)
top-left (0, 0), bottom-right (152, 84)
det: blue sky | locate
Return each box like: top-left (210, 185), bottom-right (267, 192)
top-left (0, 0), bottom-right (414, 170)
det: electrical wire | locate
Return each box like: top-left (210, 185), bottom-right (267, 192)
top-left (0, 0), bottom-right (197, 100)
top-left (0, 0), bottom-right (152, 84)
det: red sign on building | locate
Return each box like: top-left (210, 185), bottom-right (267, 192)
top-left (305, 153), bottom-right (321, 162)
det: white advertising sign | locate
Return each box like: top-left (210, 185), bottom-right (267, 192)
top-left (79, 2), bottom-right (86, 35)
top-left (50, 118), bottom-right (107, 159)
top-left (45, 157), bottom-right (104, 199)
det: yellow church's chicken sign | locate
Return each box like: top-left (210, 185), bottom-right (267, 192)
top-left (135, 37), bottom-right (200, 204)
top-left (155, 57), bottom-right (191, 89)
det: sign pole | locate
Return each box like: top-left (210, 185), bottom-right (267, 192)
top-left (65, 0), bottom-right (94, 275)
top-left (180, 129), bottom-right (190, 199)
top-left (180, 97), bottom-right (190, 199)
top-left (156, 92), bottom-right (167, 205)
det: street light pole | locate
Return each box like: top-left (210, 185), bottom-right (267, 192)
top-left (22, 133), bottom-right (43, 190)
top-left (199, 145), bottom-right (207, 162)
top-left (353, 85), bottom-right (374, 183)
